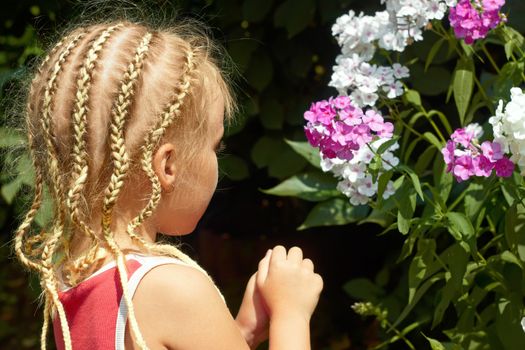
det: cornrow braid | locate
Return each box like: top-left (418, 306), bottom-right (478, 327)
top-left (34, 31), bottom-right (91, 350)
top-left (126, 46), bottom-right (195, 237)
top-left (13, 33), bottom-right (73, 274)
top-left (66, 23), bottom-right (124, 243)
top-left (99, 31), bottom-right (154, 350)
top-left (123, 45), bottom-right (226, 301)
top-left (102, 31), bottom-right (153, 235)
top-left (100, 46), bottom-right (198, 350)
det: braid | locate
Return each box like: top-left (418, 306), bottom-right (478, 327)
top-left (13, 34), bottom-right (73, 273)
top-left (126, 46), bottom-right (195, 238)
top-left (40, 233), bottom-right (72, 350)
top-left (34, 32), bottom-right (90, 350)
top-left (66, 23), bottom-right (123, 243)
top-left (123, 46), bottom-right (226, 300)
top-left (102, 31), bottom-right (153, 234)
top-left (99, 31), bottom-right (153, 350)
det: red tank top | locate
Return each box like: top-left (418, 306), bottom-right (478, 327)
top-left (52, 253), bottom-right (195, 350)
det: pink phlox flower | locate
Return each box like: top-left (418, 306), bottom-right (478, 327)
top-left (304, 110), bottom-right (317, 123)
top-left (351, 124), bottom-right (373, 146)
top-left (340, 106), bottom-right (363, 126)
top-left (480, 141), bottom-right (504, 161)
top-left (378, 122), bottom-right (394, 138)
top-left (482, 0), bottom-right (505, 12)
top-left (362, 110), bottom-right (384, 132)
top-left (449, 0), bottom-right (505, 44)
top-left (451, 128), bottom-right (474, 148)
top-left (311, 100), bottom-right (336, 125)
top-left (442, 140), bottom-right (456, 172)
top-left (473, 155), bottom-right (494, 177)
top-left (453, 155), bottom-right (475, 182)
top-left (336, 142), bottom-right (360, 160)
top-left (305, 126), bottom-right (322, 147)
top-left (494, 157), bottom-right (515, 177)
top-left (332, 95), bottom-right (351, 109)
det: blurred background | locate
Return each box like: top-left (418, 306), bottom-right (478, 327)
top-left (1, 1), bottom-right (524, 349)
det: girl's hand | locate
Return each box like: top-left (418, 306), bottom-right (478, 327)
top-left (256, 245), bottom-right (323, 323)
top-left (235, 250), bottom-right (272, 349)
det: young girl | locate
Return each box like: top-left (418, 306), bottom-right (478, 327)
top-left (13, 18), bottom-right (323, 350)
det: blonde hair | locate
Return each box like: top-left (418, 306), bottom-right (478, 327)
top-left (13, 19), bottom-right (235, 350)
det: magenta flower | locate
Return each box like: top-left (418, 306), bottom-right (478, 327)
top-left (442, 140), bottom-right (456, 172)
top-left (454, 155), bottom-right (475, 182)
top-left (378, 122), bottom-right (394, 138)
top-left (443, 124), bottom-right (515, 182)
top-left (480, 141), bottom-right (504, 161)
top-left (449, 0), bottom-right (506, 45)
top-left (473, 155), bottom-right (494, 177)
top-left (362, 110), bottom-right (384, 132)
top-left (451, 127), bottom-right (474, 148)
top-left (304, 95), bottom-right (395, 161)
top-left (494, 158), bottom-right (514, 177)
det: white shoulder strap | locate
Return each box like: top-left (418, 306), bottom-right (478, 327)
top-left (114, 254), bottom-right (194, 350)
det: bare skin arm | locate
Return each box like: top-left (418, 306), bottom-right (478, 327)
top-left (128, 246), bottom-right (322, 350)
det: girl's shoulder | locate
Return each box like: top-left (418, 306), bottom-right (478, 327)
top-left (129, 260), bottom-right (248, 350)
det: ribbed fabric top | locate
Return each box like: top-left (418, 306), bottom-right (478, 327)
top-left (52, 253), bottom-right (193, 350)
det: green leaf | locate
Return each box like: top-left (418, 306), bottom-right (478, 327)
top-left (445, 212), bottom-right (475, 241)
top-left (423, 334), bottom-right (446, 350)
top-left (244, 50), bottom-right (273, 91)
top-left (425, 38), bottom-right (446, 72)
top-left (242, 0), bottom-right (274, 22)
top-left (408, 239), bottom-right (436, 303)
top-left (399, 165), bottom-right (424, 200)
top-left (262, 172), bottom-right (339, 201)
top-left (260, 98), bottom-right (284, 130)
top-left (1, 177), bottom-right (23, 204)
top-left (377, 171), bottom-right (393, 203)
top-left (343, 278), bottom-right (384, 302)
top-left (500, 251), bottom-right (523, 268)
top-left (404, 89), bottom-right (422, 108)
top-left (424, 132), bottom-right (443, 149)
top-left (251, 137), bottom-right (283, 168)
top-left (299, 198), bottom-right (369, 230)
top-left (274, 0), bottom-right (315, 38)
top-left (219, 155), bottom-right (250, 181)
top-left (267, 147), bottom-right (307, 179)
top-left (453, 56), bottom-right (475, 125)
top-left (391, 272), bottom-right (445, 329)
top-left (0, 127), bottom-right (26, 148)
top-left (493, 62), bottom-right (524, 102)
top-left (397, 189), bottom-right (417, 234)
top-left (285, 139), bottom-right (321, 168)
top-left (376, 135), bottom-right (400, 155)
top-left (415, 147), bottom-right (436, 176)
top-left (34, 185), bottom-right (53, 227)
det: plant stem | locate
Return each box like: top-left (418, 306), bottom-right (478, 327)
top-left (481, 43), bottom-right (501, 74)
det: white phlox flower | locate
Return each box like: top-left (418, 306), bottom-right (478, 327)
top-left (330, 0), bottom-right (453, 107)
top-left (489, 87), bottom-right (525, 174)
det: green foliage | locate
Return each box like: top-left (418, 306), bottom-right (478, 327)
top-left (263, 1), bottom-right (525, 349)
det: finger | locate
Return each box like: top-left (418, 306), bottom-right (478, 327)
top-left (287, 246), bottom-right (303, 265)
top-left (269, 245), bottom-right (287, 266)
top-left (301, 258), bottom-right (314, 271)
top-left (256, 249), bottom-right (272, 285)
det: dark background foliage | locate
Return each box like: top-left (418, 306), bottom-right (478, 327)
top-left (1, 1), bottom-right (525, 349)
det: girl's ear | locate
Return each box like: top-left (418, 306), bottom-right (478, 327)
top-left (152, 142), bottom-right (177, 192)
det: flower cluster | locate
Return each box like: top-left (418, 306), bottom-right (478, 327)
top-left (330, 1), bottom-right (453, 106)
top-left (442, 123), bottom-right (514, 182)
top-left (449, 0), bottom-right (506, 44)
top-left (304, 96), bottom-right (399, 205)
top-left (489, 87), bottom-right (525, 174)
